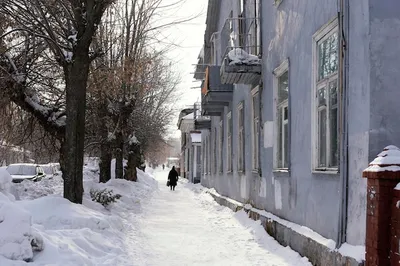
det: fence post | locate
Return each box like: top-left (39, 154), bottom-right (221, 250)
top-left (362, 145), bottom-right (400, 266)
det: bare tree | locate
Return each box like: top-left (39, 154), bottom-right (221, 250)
top-left (1, 0), bottom-right (114, 203)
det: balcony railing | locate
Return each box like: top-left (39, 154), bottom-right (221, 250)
top-left (220, 17), bottom-right (262, 85)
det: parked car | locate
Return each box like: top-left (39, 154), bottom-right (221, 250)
top-left (6, 163), bottom-right (46, 183)
top-left (40, 164), bottom-right (58, 179)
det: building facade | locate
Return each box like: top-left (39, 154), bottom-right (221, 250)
top-left (177, 107), bottom-right (204, 183)
top-left (194, 0), bottom-right (400, 249)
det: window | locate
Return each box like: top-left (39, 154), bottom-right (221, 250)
top-left (238, 102), bottom-right (245, 172)
top-left (273, 60), bottom-right (289, 170)
top-left (227, 112), bottom-right (233, 172)
top-left (313, 19), bottom-right (339, 170)
top-left (255, 0), bottom-right (261, 55)
top-left (210, 32), bottom-right (219, 65)
top-left (252, 87), bottom-right (260, 171)
top-left (219, 120), bottom-right (224, 173)
top-left (238, 0), bottom-right (246, 48)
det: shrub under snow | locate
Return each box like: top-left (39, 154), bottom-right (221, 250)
top-left (90, 188), bottom-right (122, 207)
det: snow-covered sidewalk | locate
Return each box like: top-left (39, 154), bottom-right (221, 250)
top-left (0, 166), bottom-right (311, 265)
top-left (128, 169), bottom-right (311, 266)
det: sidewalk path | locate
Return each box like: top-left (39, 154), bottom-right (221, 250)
top-left (128, 169), bottom-right (311, 266)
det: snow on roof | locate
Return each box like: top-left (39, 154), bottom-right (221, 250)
top-left (190, 133), bottom-right (201, 143)
top-left (182, 112), bottom-right (194, 120)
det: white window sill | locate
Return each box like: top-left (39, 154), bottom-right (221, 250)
top-left (273, 168), bottom-right (289, 173)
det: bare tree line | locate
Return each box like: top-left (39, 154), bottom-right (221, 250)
top-left (0, 0), bottom-right (198, 204)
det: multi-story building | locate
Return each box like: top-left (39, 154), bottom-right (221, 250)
top-left (193, 0), bottom-right (400, 262)
top-left (177, 106), bottom-right (206, 183)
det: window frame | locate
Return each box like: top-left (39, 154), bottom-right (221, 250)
top-left (312, 18), bottom-right (339, 173)
top-left (251, 86), bottom-right (260, 172)
top-left (238, 102), bottom-right (245, 172)
top-left (227, 112), bottom-right (233, 173)
top-left (273, 59), bottom-right (290, 171)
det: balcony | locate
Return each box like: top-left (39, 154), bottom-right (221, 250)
top-left (220, 17), bottom-right (261, 85)
top-left (201, 65), bottom-right (233, 116)
top-left (192, 102), bottom-right (211, 130)
top-left (194, 118), bottom-right (211, 130)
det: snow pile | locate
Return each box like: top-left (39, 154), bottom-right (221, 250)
top-left (13, 176), bottom-right (63, 200)
top-left (227, 48), bottom-right (261, 66)
top-left (0, 169), bottom-right (43, 262)
top-left (208, 187), bottom-right (366, 262)
top-left (337, 243), bottom-right (365, 263)
top-left (0, 162), bottom-right (158, 265)
top-left (234, 210), bottom-right (311, 264)
top-left (0, 168), bottom-right (14, 198)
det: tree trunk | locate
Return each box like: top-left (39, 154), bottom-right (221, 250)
top-left (63, 48), bottom-right (90, 204)
top-left (99, 99), bottom-right (111, 183)
top-left (59, 141), bottom-right (66, 177)
top-left (99, 144), bottom-right (112, 183)
top-left (115, 131), bottom-right (124, 179)
top-left (124, 142), bottom-right (142, 181)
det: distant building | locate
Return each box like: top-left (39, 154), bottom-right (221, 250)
top-left (177, 106), bottom-right (205, 184)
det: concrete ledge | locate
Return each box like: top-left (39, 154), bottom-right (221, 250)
top-left (208, 191), bottom-right (364, 266)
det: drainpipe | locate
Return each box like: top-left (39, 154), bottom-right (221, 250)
top-left (258, 0), bottom-right (263, 177)
top-left (337, 0), bottom-right (350, 247)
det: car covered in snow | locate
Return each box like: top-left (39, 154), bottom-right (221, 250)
top-left (6, 163), bottom-right (46, 183)
top-left (39, 163), bottom-right (59, 179)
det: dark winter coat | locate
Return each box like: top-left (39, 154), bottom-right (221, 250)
top-left (168, 167), bottom-right (179, 186)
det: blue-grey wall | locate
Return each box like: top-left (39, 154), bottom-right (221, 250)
top-left (201, 0), bottom-right (400, 246)
top-left (202, 0), bottom-right (342, 242)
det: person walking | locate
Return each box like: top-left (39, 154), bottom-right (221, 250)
top-left (168, 166), bottom-right (179, 191)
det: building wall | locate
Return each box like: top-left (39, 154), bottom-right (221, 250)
top-left (201, 0), bottom-right (400, 246)
top-left (202, 0), bottom-right (343, 242)
top-left (346, 0), bottom-right (370, 246)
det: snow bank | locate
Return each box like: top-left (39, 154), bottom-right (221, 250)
top-left (180, 181), bottom-right (311, 265)
top-left (337, 243), bottom-right (365, 263)
top-left (0, 168), bottom-right (15, 201)
top-left (205, 186), bottom-right (365, 262)
top-left (13, 176), bottom-right (63, 201)
top-left (0, 162), bottom-right (158, 265)
top-left (0, 169), bottom-right (43, 262)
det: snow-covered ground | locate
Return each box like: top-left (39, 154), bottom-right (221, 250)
top-left (127, 169), bottom-right (311, 266)
top-left (0, 164), bottom-right (311, 265)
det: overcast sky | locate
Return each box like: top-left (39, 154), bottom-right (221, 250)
top-left (155, 0), bottom-right (207, 138)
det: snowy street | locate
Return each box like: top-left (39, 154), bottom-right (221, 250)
top-left (128, 169), bottom-right (311, 266)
